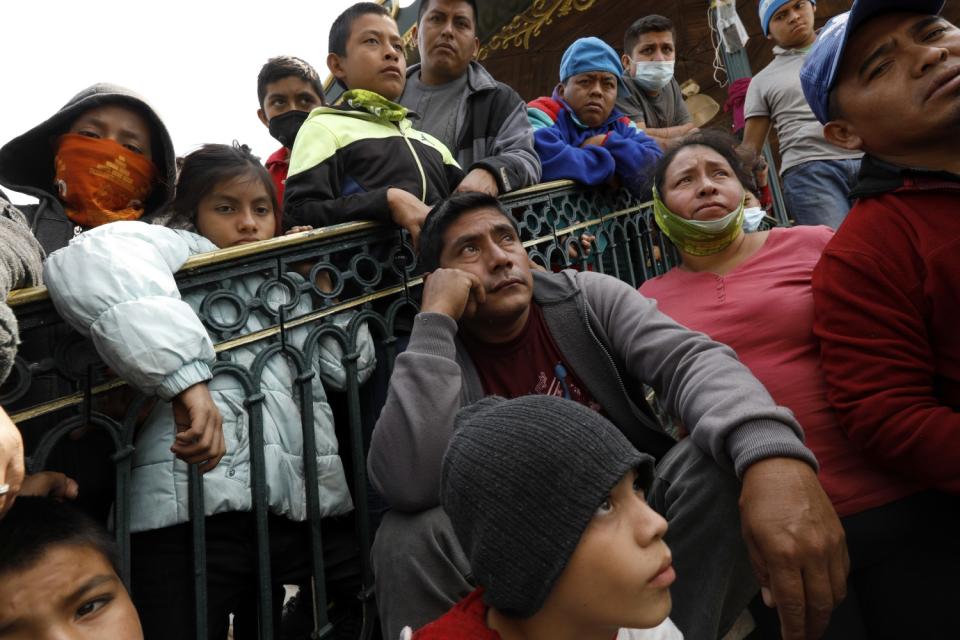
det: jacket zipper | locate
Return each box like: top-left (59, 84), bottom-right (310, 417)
top-left (396, 123), bottom-right (428, 203)
top-left (578, 290), bottom-right (661, 433)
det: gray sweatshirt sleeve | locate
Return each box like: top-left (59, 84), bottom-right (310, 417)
top-left (577, 271), bottom-right (817, 477)
top-left (367, 312), bottom-right (465, 512)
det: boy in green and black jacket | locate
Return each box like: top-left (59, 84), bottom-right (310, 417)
top-left (284, 2), bottom-right (463, 245)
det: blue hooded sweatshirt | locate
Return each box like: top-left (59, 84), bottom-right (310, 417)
top-left (527, 92), bottom-right (662, 196)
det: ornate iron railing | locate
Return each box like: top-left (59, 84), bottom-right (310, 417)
top-left (4, 181), bottom-right (682, 639)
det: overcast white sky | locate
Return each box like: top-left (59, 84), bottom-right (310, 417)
top-left (1, 0), bottom-right (415, 204)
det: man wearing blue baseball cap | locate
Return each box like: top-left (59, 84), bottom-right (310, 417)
top-left (800, 1), bottom-right (960, 636)
top-left (526, 37), bottom-right (662, 197)
top-left (741, 0), bottom-right (864, 229)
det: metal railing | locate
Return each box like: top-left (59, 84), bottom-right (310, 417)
top-left (4, 181), bottom-right (680, 639)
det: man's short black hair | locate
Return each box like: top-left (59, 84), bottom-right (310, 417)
top-left (624, 14), bottom-right (676, 54)
top-left (257, 56), bottom-right (325, 109)
top-left (419, 191), bottom-right (520, 272)
top-left (417, 0), bottom-right (479, 26)
top-left (0, 497), bottom-right (119, 579)
top-left (329, 2), bottom-right (391, 57)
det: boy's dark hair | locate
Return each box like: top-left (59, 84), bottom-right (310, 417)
top-left (256, 56), bottom-right (325, 109)
top-left (164, 142), bottom-right (280, 233)
top-left (624, 14), bottom-right (676, 54)
top-left (417, 0), bottom-right (479, 25)
top-left (329, 2), bottom-right (391, 57)
top-left (0, 497), bottom-right (119, 578)
top-left (419, 191), bottom-right (519, 272)
top-left (652, 129), bottom-right (757, 196)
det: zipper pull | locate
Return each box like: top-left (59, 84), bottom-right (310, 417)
top-left (554, 362), bottom-right (572, 400)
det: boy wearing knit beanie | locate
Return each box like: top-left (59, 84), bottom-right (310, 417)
top-left (404, 395), bottom-right (682, 639)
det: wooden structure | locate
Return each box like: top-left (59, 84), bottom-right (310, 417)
top-left (391, 0), bottom-right (960, 132)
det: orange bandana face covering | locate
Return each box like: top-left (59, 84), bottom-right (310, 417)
top-left (54, 133), bottom-right (158, 228)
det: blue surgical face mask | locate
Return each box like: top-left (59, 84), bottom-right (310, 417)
top-left (632, 60), bottom-right (675, 92)
top-left (743, 206), bottom-right (766, 232)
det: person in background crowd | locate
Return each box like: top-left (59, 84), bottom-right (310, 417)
top-left (798, 1), bottom-right (960, 635)
top-left (0, 194), bottom-right (81, 516)
top-left (617, 15), bottom-right (697, 150)
top-left (0, 195), bottom-right (43, 387)
top-left (0, 83), bottom-right (176, 254)
top-left (400, 0), bottom-right (540, 196)
top-left (256, 55), bottom-right (326, 215)
top-left (284, 2), bottom-right (463, 246)
top-left (527, 37), bottom-right (662, 196)
top-left (367, 190), bottom-right (846, 640)
top-left (406, 395), bottom-right (682, 639)
top-left (639, 130), bottom-right (926, 637)
top-left (43, 143), bottom-right (375, 638)
top-left (740, 0), bottom-right (862, 228)
top-left (0, 497), bottom-right (143, 640)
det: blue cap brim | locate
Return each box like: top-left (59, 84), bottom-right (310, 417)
top-left (801, 0), bottom-right (945, 123)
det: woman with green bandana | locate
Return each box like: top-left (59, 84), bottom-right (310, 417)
top-left (639, 131), bottom-right (903, 637)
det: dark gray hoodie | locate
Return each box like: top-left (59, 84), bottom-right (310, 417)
top-left (0, 83), bottom-right (177, 254)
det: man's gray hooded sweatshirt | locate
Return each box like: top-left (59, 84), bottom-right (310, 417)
top-left (368, 269), bottom-right (818, 512)
top-left (400, 62), bottom-right (541, 194)
top-left (0, 83), bottom-right (177, 255)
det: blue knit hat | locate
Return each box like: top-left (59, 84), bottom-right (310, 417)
top-left (759, 0), bottom-right (817, 36)
top-left (800, 0), bottom-right (945, 123)
top-left (559, 37), bottom-right (625, 86)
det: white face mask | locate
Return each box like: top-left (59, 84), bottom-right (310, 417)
top-left (685, 202), bottom-right (744, 234)
top-left (632, 60), bottom-right (675, 91)
top-left (743, 206), bottom-right (766, 232)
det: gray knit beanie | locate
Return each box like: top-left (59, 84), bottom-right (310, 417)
top-left (441, 395), bottom-right (656, 619)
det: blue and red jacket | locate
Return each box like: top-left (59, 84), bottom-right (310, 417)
top-left (527, 93), bottom-right (662, 196)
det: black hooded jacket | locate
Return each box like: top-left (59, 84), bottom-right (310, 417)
top-left (0, 83), bottom-right (177, 254)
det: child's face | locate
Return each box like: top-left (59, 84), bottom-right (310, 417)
top-left (329, 13), bottom-right (406, 101)
top-left (0, 544), bottom-right (143, 640)
top-left (258, 76), bottom-right (323, 125)
top-left (68, 104), bottom-right (153, 159)
top-left (541, 469), bottom-right (672, 631)
top-left (195, 172), bottom-right (276, 248)
top-left (827, 12), bottom-right (960, 160)
top-left (767, 0), bottom-right (817, 49)
top-left (558, 71), bottom-right (618, 128)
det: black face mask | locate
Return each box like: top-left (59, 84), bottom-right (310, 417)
top-left (267, 110), bottom-right (310, 149)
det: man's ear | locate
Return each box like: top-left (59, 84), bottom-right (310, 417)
top-left (556, 81), bottom-right (566, 99)
top-left (257, 108), bottom-right (269, 128)
top-left (327, 52), bottom-right (347, 83)
top-left (621, 53), bottom-right (632, 72)
top-left (470, 36), bottom-right (480, 60)
top-left (823, 119), bottom-right (864, 151)
top-left (411, 24), bottom-right (420, 50)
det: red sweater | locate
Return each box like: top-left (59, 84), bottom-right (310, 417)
top-left (812, 157), bottom-right (960, 495)
top-left (266, 146), bottom-right (289, 212)
top-left (409, 588), bottom-right (680, 639)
